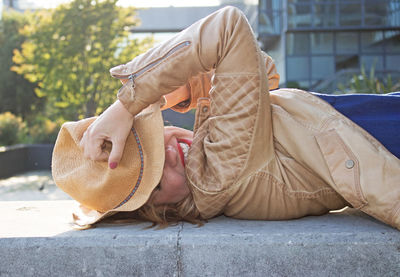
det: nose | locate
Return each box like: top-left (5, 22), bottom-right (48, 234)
top-left (163, 129), bottom-right (174, 145)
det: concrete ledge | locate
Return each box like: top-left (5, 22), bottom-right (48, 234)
top-left (0, 201), bottom-right (399, 276)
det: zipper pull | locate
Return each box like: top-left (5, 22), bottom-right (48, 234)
top-left (128, 73), bottom-right (137, 88)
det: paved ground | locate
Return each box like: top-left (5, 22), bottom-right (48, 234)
top-left (0, 170), bottom-right (70, 201)
top-left (1, 171), bottom-right (399, 276)
top-left (0, 200), bottom-right (399, 276)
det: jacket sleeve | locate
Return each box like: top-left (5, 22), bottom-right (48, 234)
top-left (171, 51), bottom-right (279, 113)
top-left (109, 6), bottom-right (274, 218)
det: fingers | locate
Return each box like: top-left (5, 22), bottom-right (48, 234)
top-left (80, 129), bottom-right (127, 170)
top-left (79, 126), bottom-right (130, 169)
top-left (108, 137), bottom-right (126, 169)
top-left (77, 100), bottom-right (134, 169)
top-left (80, 130), bottom-right (109, 162)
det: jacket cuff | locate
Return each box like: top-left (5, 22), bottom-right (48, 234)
top-left (263, 52), bottom-right (280, 90)
top-left (117, 80), bottom-right (147, 116)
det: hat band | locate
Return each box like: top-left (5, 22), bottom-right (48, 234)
top-left (114, 127), bottom-right (144, 209)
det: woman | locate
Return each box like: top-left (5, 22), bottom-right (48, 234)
top-left (52, 6), bottom-right (400, 230)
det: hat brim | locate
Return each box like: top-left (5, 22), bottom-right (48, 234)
top-left (63, 101), bottom-right (165, 228)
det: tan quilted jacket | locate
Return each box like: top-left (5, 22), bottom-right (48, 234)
top-left (110, 7), bottom-right (400, 230)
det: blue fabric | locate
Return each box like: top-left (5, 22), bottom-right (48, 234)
top-left (312, 92), bottom-right (400, 159)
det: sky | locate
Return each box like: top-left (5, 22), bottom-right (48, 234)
top-left (18, 0), bottom-right (223, 9)
top-left (117, 0), bottom-right (221, 7)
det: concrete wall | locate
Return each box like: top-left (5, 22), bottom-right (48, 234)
top-left (0, 144), bottom-right (53, 179)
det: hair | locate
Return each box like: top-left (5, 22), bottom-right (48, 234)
top-left (104, 190), bottom-right (205, 228)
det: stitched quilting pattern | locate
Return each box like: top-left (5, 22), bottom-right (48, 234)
top-left (186, 74), bottom-right (260, 218)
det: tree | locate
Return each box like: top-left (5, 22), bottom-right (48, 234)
top-left (12, 0), bottom-right (154, 121)
top-left (0, 10), bottom-right (42, 121)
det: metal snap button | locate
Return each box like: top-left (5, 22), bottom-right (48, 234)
top-left (202, 106), bottom-right (208, 113)
top-left (345, 160), bottom-right (355, 169)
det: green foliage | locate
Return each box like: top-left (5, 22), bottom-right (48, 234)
top-left (0, 112), bottom-right (63, 146)
top-left (21, 116), bottom-right (64, 144)
top-left (0, 11), bottom-right (43, 121)
top-left (0, 112), bottom-right (25, 146)
top-left (338, 64), bottom-right (400, 94)
top-left (286, 81), bottom-right (308, 91)
top-left (12, 0), bottom-right (154, 121)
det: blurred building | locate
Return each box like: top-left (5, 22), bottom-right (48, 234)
top-left (259, 0), bottom-right (400, 92)
top-left (131, 1), bottom-right (258, 36)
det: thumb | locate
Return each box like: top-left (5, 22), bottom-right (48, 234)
top-left (108, 139), bottom-right (125, 169)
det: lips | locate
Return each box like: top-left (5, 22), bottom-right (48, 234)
top-left (177, 138), bottom-right (192, 167)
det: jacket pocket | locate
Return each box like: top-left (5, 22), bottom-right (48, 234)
top-left (315, 129), bottom-right (368, 209)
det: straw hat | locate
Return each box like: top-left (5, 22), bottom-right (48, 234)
top-left (52, 101), bottom-right (165, 228)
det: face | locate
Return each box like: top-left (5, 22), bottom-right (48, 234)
top-left (151, 126), bottom-right (194, 205)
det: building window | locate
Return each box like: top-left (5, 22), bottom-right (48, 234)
top-left (339, 2), bottom-right (362, 27)
top-left (311, 32), bottom-right (334, 54)
top-left (385, 31), bottom-right (400, 53)
top-left (287, 57), bottom-right (310, 80)
top-left (336, 32), bottom-right (359, 54)
top-left (335, 55), bottom-right (359, 71)
top-left (312, 56), bottom-right (335, 79)
top-left (287, 2), bottom-right (312, 28)
top-left (313, 3), bottom-right (336, 28)
top-left (286, 33), bottom-right (310, 55)
top-left (361, 31), bottom-right (384, 53)
top-left (265, 0), bottom-right (400, 31)
top-left (365, 0), bottom-right (389, 26)
top-left (361, 55), bottom-right (385, 71)
top-left (386, 55), bottom-right (400, 71)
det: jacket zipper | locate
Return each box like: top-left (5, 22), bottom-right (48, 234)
top-left (113, 41), bottom-right (191, 86)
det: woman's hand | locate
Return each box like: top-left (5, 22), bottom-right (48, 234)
top-left (80, 100), bottom-right (134, 169)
